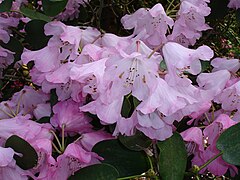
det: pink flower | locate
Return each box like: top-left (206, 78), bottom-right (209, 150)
top-left (181, 114), bottom-right (238, 176)
top-left (51, 99), bottom-right (92, 134)
top-left (121, 3), bottom-right (174, 47)
top-left (211, 58), bottom-right (240, 73)
top-left (228, 0), bottom-right (240, 9)
top-left (43, 143), bottom-right (101, 180)
top-left (163, 42), bottom-right (213, 76)
top-left (168, 0), bottom-right (211, 46)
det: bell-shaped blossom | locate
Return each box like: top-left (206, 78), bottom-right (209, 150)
top-left (168, 0), bottom-right (211, 46)
top-left (102, 40), bottom-right (161, 102)
top-left (56, 0), bottom-right (91, 20)
top-left (211, 58), bottom-right (240, 73)
top-left (214, 80), bottom-right (240, 113)
top-left (51, 99), bottom-right (92, 134)
top-left (137, 78), bottom-right (195, 115)
top-left (70, 58), bottom-right (107, 99)
top-left (181, 114), bottom-right (238, 176)
top-left (0, 16), bottom-right (19, 43)
top-left (228, 0), bottom-right (240, 9)
top-left (197, 70), bottom-right (231, 97)
top-left (136, 111), bottom-right (173, 140)
top-left (163, 42), bottom-right (214, 77)
top-left (121, 3), bottom-right (174, 47)
top-left (43, 143), bottom-right (101, 180)
top-left (11, 86), bottom-right (50, 117)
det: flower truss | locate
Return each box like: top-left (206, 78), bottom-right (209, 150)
top-left (0, 0), bottom-right (239, 179)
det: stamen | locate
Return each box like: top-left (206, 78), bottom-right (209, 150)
top-left (16, 90), bottom-right (26, 115)
top-left (4, 103), bottom-right (16, 117)
top-left (0, 108), bottom-right (15, 118)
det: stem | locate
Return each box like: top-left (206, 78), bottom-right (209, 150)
top-left (204, 113), bottom-right (211, 124)
top-left (0, 108), bottom-right (15, 118)
top-left (4, 103), bottom-right (16, 117)
top-left (166, 0), bottom-right (175, 12)
top-left (74, 135), bottom-right (83, 143)
top-left (117, 174), bottom-right (150, 180)
top-left (50, 130), bottom-right (62, 151)
top-left (61, 124), bottom-right (66, 152)
top-left (198, 152), bottom-right (223, 172)
top-left (52, 142), bottom-right (62, 154)
top-left (148, 44), bottom-right (163, 59)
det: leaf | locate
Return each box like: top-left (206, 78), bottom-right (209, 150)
top-left (0, 0), bottom-right (13, 12)
top-left (25, 20), bottom-right (51, 50)
top-left (92, 139), bottom-right (150, 177)
top-left (160, 60), bottom-right (167, 71)
top-left (37, 116), bottom-right (50, 123)
top-left (118, 131), bottom-right (152, 151)
top-left (50, 89), bottom-right (58, 107)
top-left (200, 60), bottom-right (211, 72)
top-left (216, 123), bottom-right (240, 165)
top-left (5, 135), bottom-right (38, 170)
top-left (69, 163), bottom-right (119, 180)
top-left (157, 133), bottom-right (187, 180)
top-left (20, 6), bottom-right (52, 22)
top-left (42, 0), bottom-right (68, 17)
top-left (132, 96), bottom-right (141, 108)
top-left (121, 96), bottom-right (131, 118)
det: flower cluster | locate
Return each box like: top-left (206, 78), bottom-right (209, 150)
top-left (0, 0), bottom-right (239, 179)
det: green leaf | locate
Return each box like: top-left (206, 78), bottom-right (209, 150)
top-left (50, 89), bottom-right (58, 107)
top-left (37, 116), bottom-right (50, 123)
top-left (121, 96), bottom-right (131, 118)
top-left (132, 96), bottom-right (141, 108)
top-left (25, 20), bottom-right (50, 50)
top-left (157, 133), bottom-right (187, 180)
top-left (42, 0), bottom-right (68, 17)
top-left (216, 123), bottom-right (240, 165)
top-left (5, 135), bottom-right (38, 170)
top-left (20, 6), bottom-right (51, 22)
top-left (118, 131), bottom-right (152, 151)
top-left (69, 163), bottom-right (119, 180)
top-left (200, 60), bottom-right (211, 72)
top-left (0, 0), bottom-right (13, 12)
top-left (160, 60), bottom-right (167, 71)
top-left (92, 139), bottom-right (150, 177)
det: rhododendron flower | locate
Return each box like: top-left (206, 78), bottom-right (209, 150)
top-left (214, 80), bottom-right (240, 114)
top-left (51, 99), bottom-right (92, 134)
top-left (102, 40), bottom-right (161, 102)
top-left (168, 0), bottom-right (211, 46)
top-left (181, 114), bottom-right (238, 176)
top-left (163, 42), bottom-right (214, 77)
top-left (44, 143), bottom-right (101, 179)
top-left (0, 16), bottom-right (19, 43)
top-left (57, 0), bottom-right (91, 20)
top-left (121, 3), bottom-right (174, 47)
top-left (211, 58), bottom-right (240, 73)
top-left (228, 0), bottom-right (240, 9)
top-left (197, 70), bottom-right (231, 96)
